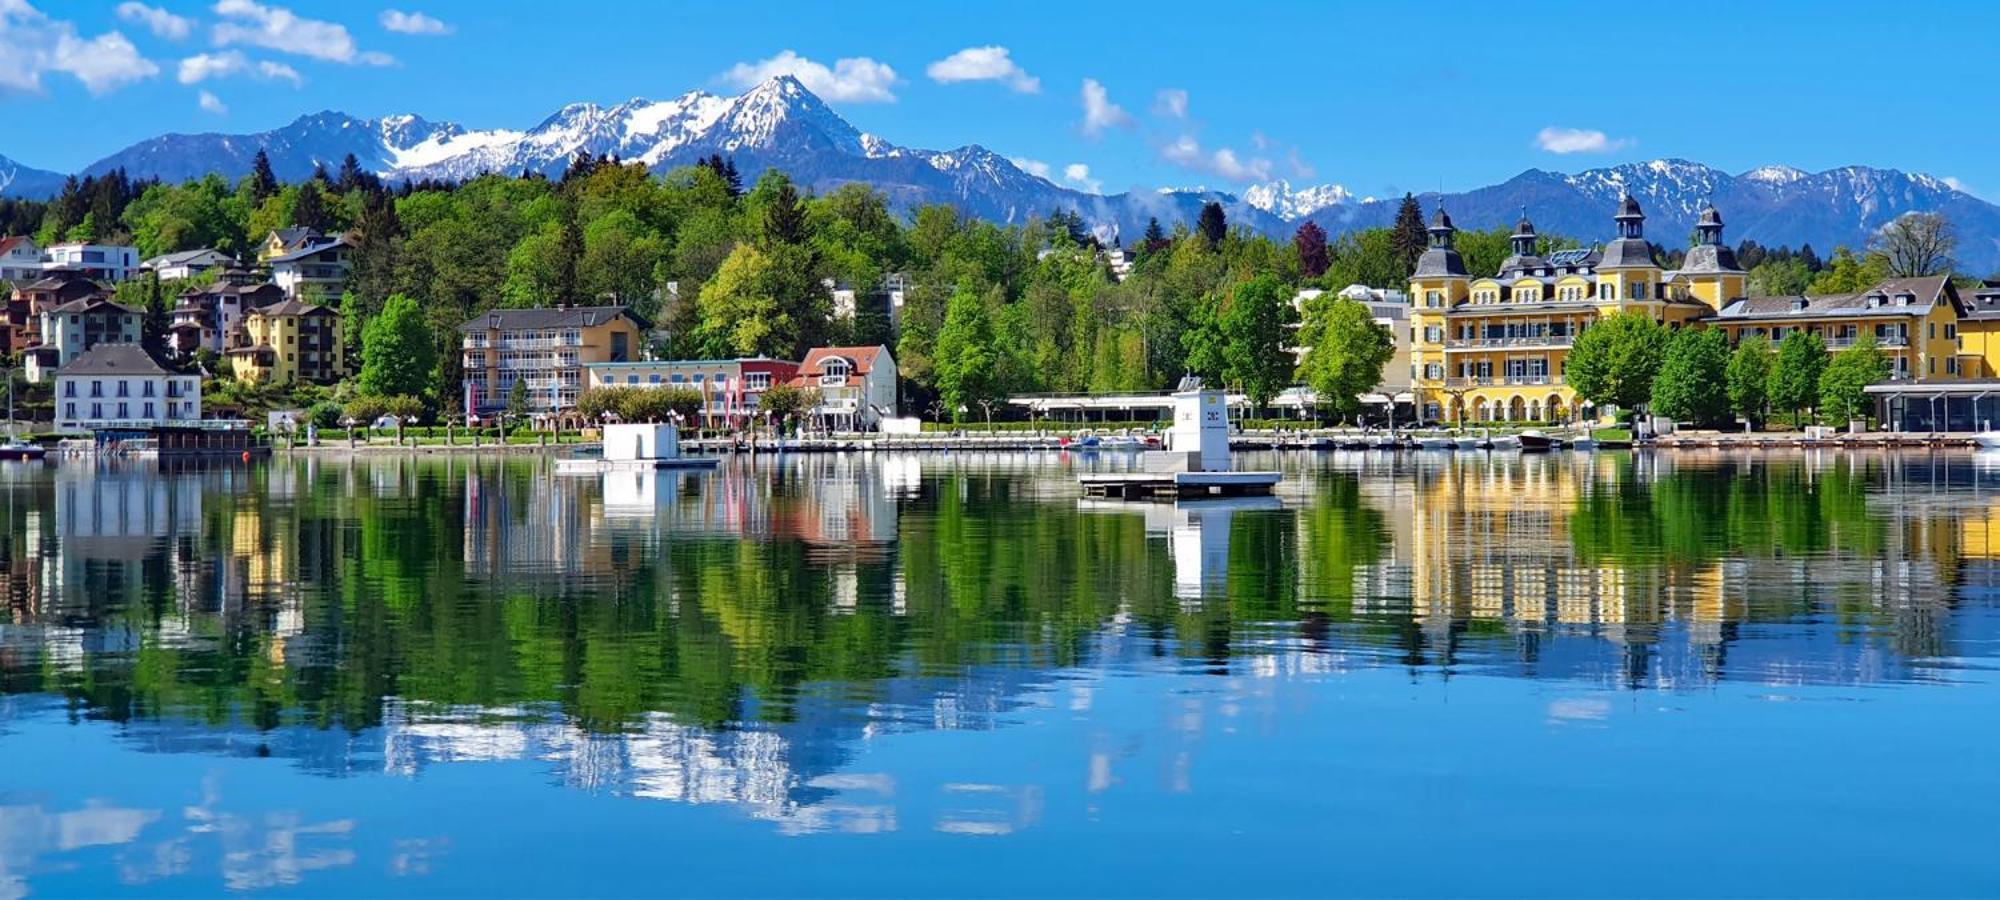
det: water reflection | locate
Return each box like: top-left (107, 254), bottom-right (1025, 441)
top-left (2, 450), bottom-right (1999, 881)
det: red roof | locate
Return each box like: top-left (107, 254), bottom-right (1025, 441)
top-left (0, 237), bottom-right (26, 256)
top-left (796, 345), bottom-right (888, 377)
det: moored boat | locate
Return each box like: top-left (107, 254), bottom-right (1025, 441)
top-left (0, 442), bottom-right (44, 461)
top-left (1974, 431), bottom-right (2000, 450)
top-left (1517, 430), bottom-right (1555, 452)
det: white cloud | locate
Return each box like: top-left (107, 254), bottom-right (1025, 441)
top-left (925, 45), bottom-right (1037, 93)
top-left (1944, 176), bottom-right (1974, 196)
top-left (722, 49), bottom-right (897, 103)
top-left (1153, 88), bottom-right (1187, 119)
top-left (1010, 157), bottom-right (1051, 179)
top-left (177, 49), bottom-right (301, 85)
top-left (211, 0), bottom-right (394, 65)
top-left (1159, 134), bottom-right (1272, 183)
top-left (0, 2), bottom-right (160, 96)
top-left (1079, 78), bottom-right (1130, 137)
top-left (177, 50), bottom-right (239, 83)
top-left (256, 58), bottom-right (300, 84)
top-left (116, 2), bottom-right (193, 40)
top-left (1063, 163), bottom-right (1102, 194)
top-left (379, 9), bottom-right (451, 36)
top-left (1534, 126), bottom-right (1632, 155)
top-left (198, 89), bottom-right (225, 113)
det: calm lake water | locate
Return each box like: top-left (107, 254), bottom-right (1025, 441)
top-left (3, 449), bottom-right (1999, 897)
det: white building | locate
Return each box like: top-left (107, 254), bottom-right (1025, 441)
top-left (42, 243), bottom-right (139, 283)
top-left (827, 273), bottom-right (910, 335)
top-left (0, 236), bottom-right (41, 284)
top-left (141, 249), bottom-right (235, 282)
top-left (54, 344), bottom-right (202, 431)
top-left (796, 345), bottom-right (897, 431)
top-left (1286, 285), bottom-right (1414, 405)
top-left (268, 234), bottom-right (352, 300)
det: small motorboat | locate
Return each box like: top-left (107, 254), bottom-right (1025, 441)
top-left (1455, 435), bottom-right (1482, 451)
top-left (1517, 431), bottom-right (1555, 452)
top-left (1370, 434), bottom-right (1401, 450)
top-left (0, 442), bottom-right (44, 462)
top-left (1303, 436), bottom-right (1336, 451)
top-left (1072, 434), bottom-right (1103, 449)
top-left (1974, 432), bottom-right (2000, 450)
top-left (1566, 433), bottom-right (1598, 452)
top-left (1416, 435), bottom-right (1454, 451)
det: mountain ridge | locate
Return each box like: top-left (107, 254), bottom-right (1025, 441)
top-left (4, 77), bottom-right (1998, 270)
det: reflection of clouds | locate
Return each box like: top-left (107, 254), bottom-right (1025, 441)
top-left (1546, 697), bottom-right (1613, 724)
top-left (937, 783), bottom-right (1043, 836)
top-left (0, 802), bottom-right (159, 899)
top-left (182, 778), bottom-right (356, 892)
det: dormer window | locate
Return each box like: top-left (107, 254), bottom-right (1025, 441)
top-left (1792, 297), bottom-right (1808, 311)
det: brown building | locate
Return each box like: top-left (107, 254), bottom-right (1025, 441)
top-left (169, 269), bottom-right (287, 357)
top-left (5, 269), bottom-right (106, 356)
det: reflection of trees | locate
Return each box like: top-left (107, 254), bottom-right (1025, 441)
top-left (0, 451), bottom-right (1983, 749)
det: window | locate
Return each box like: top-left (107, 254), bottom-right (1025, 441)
top-left (117, 402), bottom-right (128, 418)
top-left (1424, 363), bottom-right (1443, 380)
top-left (626, 375), bottom-right (639, 385)
top-left (143, 402), bottom-right (154, 419)
top-left (91, 403), bottom-right (101, 419)
top-left (648, 374), bottom-right (662, 384)
top-left (116, 381), bottom-right (129, 397)
top-left (1946, 323), bottom-right (1958, 340)
top-left (63, 403), bottom-right (74, 419)
top-left (1631, 282), bottom-right (1648, 301)
top-left (90, 380), bottom-right (102, 398)
top-left (1423, 326), bottom-right (1443, 343)
top-left (1599, 283), bottom-right (1614, 300)
top-left (62, 381), bottom-right (74, 397)
top-left (746, 372), bottom-right (771, 390)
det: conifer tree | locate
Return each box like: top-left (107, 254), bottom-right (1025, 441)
top-left (1196, 201), bottom-right (1226, 250)
top-left (248, 149), bottom-right (279, 203)
top-left (292, 180), bottom-right (329, 232)
top-left (1390, 193), bottom-right (1427, 277)
top-left (1141, 217), bottom-right (1168, 255)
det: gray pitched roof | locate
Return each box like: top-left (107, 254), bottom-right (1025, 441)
top-left (459, 305), bottom-right (638, 332)
top-left (58, 343), bottom-right (170, 376)
top-left (267, 235), bottom-right (352, 264)
top-left (1598, 238), bottom-right (1656, 269)
top-left (1412, 247), bottom-right (1467, 278)
top-left (1678, 243), bottom-right (1743, 274)
top-left (1716, 275), bottom-right (1952, 321)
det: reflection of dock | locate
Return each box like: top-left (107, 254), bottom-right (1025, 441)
top-left (1081, 495), bottom-right (1282, 599)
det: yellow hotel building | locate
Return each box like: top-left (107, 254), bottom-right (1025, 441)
top-left (1407, 195), bottom-right (1988, 425)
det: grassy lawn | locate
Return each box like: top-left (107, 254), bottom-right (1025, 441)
top-left (1592, 427), bottom-right (1634, 442)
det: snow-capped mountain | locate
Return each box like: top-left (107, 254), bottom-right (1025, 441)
top-left (1244, 180), bottom-right (1357, 220)
top-left (1293, 158), bottom-right (2000, 271)
top-left (0, 154), bottom-right (68, 200)
top-left (8, 77), bottom-right (2000, 269)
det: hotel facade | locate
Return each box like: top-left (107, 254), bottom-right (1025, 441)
top-left (1408, 196), bottom-right (1984, 425)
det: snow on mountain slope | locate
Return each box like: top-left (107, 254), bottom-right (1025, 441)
top-left (1244, 180), bottom-right (1355, 220)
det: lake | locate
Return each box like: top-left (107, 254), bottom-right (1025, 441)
top-left (2, 449), bottom-right (1998, 897)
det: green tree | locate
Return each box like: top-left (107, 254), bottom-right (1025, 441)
top-left (1294, 294), bottom-right (1391, 420)
top-left (1649, 327), bottom-right (1731, 427)
top-left (1808, 246), bottom-right (1890, 294)
top-left (1725, 334), bottom-right (1773, 428)
top-left (292, 180), bottom-right (328, 232)
top-left (933, 282), bottom-right (997, 420)
top-left (1221, 275), bottom-right (1297, 411)
top-left (1769, 330), bottom-right (1828, 426)
top-left (1817, 334), bottom-right (1890, 425)
top-left (757, 383), bottom-right (818, 429)
top-left (1566, 312), bottom-right (1669, 413)
top-left (694, 244), bottom-right (790, 358)
top-left (506, 378), bottom-right (530, 417)
top-left (358, 294), bottom-right (437, 399)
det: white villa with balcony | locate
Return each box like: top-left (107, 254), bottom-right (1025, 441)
top-left (795, 345), bottom-right (897, 431)
top-left (54, 344), bottom-right (201, 432)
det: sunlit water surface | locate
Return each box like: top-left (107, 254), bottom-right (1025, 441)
top-left (3, 449), bottom-right (2000, 897)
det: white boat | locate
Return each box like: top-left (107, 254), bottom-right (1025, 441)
top-left (1567, 434), bottom-right (1598, 451)
top-left (1416, 435), bottom-right (1454, 451)
top-left (1454, 435), bottom-right (1482, 451)
top-left (1973, 432), bottom-right (2000, 450)
top-left (1489, 434), bottom-right (1522, 451)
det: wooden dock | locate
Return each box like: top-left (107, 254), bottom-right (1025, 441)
top-left (1078, 470), bottom-right (1281, 500)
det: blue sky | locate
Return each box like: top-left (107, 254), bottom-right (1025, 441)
top-left (1, 0), bottom-right (1992, 198)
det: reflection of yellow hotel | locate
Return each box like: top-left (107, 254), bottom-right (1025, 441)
top-left (1408, 196), bottom-right (1979, 425)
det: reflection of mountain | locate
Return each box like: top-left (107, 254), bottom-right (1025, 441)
top-left (1, 452), bottom-right (1998, 831)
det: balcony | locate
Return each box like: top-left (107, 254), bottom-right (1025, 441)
top-left (818, 374), bottom-right (850, 388)
top-left (1825, 335), bottom-right (1909, 349)
top-left (1445, 335), bottom-right (1575, 350)
top-left (1444, 375), bottom-right (1566, 389)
